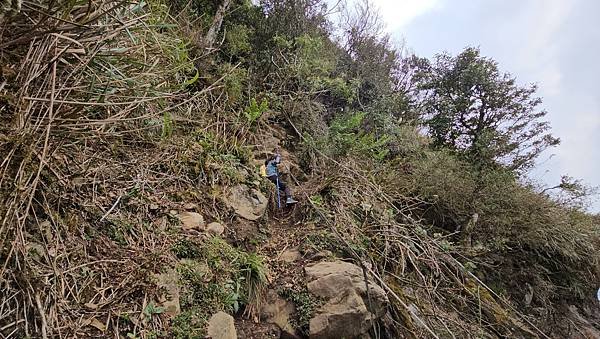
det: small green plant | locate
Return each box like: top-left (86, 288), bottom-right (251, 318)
top-left (161, 112), bottom-right (173, 138)
top-left (105, 220), bottom-right (133, 246)
top-left (179, 239), bottom-right (268, 318)
top-left (243, 98), bottom-right (268, 125)
top-left (310, 194), bottom-right (324, 206)
top-left (279, 287), bottom-right (323, 335)
top-left (172, 238), bottom-right (202, 258)
top-left (464, 261), bottom-right (477, 272)
top-left (239, 252), bottom-right (267, 313)
top-left (171, 309), bottom-right (205, 339)
top-left (143, 302), bottom-right (165, 319)
top-left (224, 278), bottom-right (244, 313)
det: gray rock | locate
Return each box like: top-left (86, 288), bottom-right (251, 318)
top-left (224, 185), bottom-right (268, 221)
top-left (178, 212), bottom-right (205, 230)
top-left (207, 311), bottom-right (237, 339)
top-left (206, 222), bottom-right (225, 236)
top-left (306, 261), bottom-right (389, 339)
top-left (260, 290), bottom-right (300, 338)
top-left (155, 269), bottom-right (181, 317)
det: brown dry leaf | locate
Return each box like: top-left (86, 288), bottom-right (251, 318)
top-left (84, 302), bottom-right (98, 310)
top-left (84, 317), bottom-right (106, 332)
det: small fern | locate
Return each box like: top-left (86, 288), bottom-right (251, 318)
top-left (244, 98), bottom-right (268, 125)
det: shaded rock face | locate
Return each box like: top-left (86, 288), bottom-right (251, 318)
top-left (309, 290), bottom-right (370, 339)
top-left (208, 311), bottom-right (237, 339)
top-left (224, 185), bottom-right (268, 221)
top-left (306, 261), bottom-right (389, 339)
top-left (260, 289), bottom-right (300, 338)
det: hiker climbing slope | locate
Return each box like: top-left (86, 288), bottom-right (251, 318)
top-left (265, 151), bottom-right (298, 205)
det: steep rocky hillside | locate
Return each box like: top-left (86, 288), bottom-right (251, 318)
top-left (0, 1), bottom-right (598, 338)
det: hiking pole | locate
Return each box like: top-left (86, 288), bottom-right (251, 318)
top-left (275, 169), bottom-right (281, 209)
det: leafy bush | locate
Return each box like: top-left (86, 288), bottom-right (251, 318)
top-left (243, 98), bottom-right (268, 125)
top-left (173, 237), bottom-right (268, 336)
top-left (224, 24), bottom-right (254, 57)
top-left (220, 63), bottom-right (248, 104)
top-left (328, 111), bottom-right (390, 160)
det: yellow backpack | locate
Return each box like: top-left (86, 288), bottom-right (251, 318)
top-left (259, 164), bottom-right (267, 177)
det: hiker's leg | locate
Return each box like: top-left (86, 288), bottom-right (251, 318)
top-left (268, 175), bottom-right (286, 195)
top-left (279, 179), bottom-right (297, 203)
top-left (277, 180), bottom-right (288, 197)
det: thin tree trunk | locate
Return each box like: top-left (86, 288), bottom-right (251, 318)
top-left (204, 0), bottom-right (232, 48)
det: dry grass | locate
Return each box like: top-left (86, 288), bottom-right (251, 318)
top-left (0, 1), bottom-right (228, 337)
top-left (1, 2), bottom-right (597, 339)
top-left (280, 125), bottom-right (553, 338)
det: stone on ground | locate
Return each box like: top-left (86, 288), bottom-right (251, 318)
top-left (178, 211), bottom-right (205, 230)
top-left (306, 261), bottom-right (389, 338)
top-left (280, 248), bottom-right (302, 263)
top-left (206, 221), bottom-right (225, 236)
top-left (260, 289), bottom-right (300, 338)
top-left (207, 311), bottom-right (237, 339)
top-left (223, 184), bottom-right (268, 221)
top-left (155, 269), bottom-right (181, 317)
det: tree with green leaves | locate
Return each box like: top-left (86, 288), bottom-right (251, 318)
top-left (412, 47), bottom-right (560, 172)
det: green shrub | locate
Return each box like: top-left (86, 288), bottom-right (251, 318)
top-left (328, 111), bottom-right (390, 160)
top-left (224, 24), bottom-right (253, 57)
top-left (243, 98), bottom-right (268, 125)
top-left (172, 238), bottom-right (202, 258)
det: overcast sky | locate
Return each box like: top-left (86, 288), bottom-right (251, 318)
top-left (368, 0), bottom-right (600, 211)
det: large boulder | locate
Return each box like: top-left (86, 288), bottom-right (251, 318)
top-left (309, 290), bottom-right (371, 339)
top-left (306, 261), bottom-right (389, 339)
top-left (306, 261), bottom-right (388, 317)
top-left (224, 185), bottom-right (268, 221)
top-left (207, 311), bottom-right (237, 339)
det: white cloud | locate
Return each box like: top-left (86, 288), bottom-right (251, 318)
top-left (513, 0), bottom-right (575, 95)
top-left (371, 0), bottom-right (442, 31)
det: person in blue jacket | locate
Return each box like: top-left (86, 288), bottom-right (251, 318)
top-left (265, 152), bottom-right (298, 205)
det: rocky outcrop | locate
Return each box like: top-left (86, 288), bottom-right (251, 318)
top-left (306, 261), bottom-right (389, 339)
top-left (224, 185), bottom-right (268, 221)
top-left (207, 311), bottom-right (237, 339)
